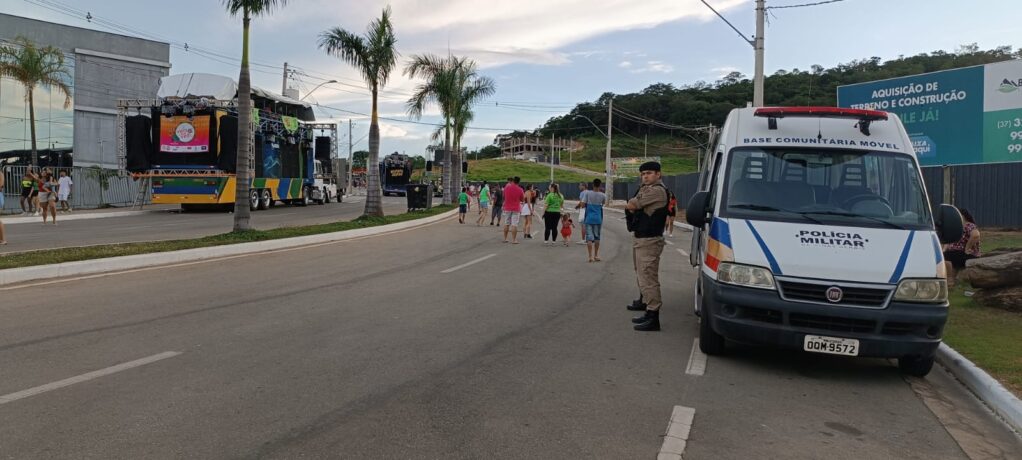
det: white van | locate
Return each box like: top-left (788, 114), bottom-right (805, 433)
top-left (686, 107), bottom-right (964, 376)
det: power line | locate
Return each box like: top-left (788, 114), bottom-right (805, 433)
top-left (698, 0), bottom-right (754, 47)
top-left (766, 0), bottom-right (846, 9)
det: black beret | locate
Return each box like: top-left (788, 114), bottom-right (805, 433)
top-left (639, 161), bottom-right (661, 172)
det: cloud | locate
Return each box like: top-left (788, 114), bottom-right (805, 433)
top-left (710, 66), bottom-right (742, 78)
top-left (619, 61), bottom-right (633, 68)
top-left (630, 60), bottom-right (674, 74)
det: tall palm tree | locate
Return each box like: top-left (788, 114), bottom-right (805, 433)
top-left (405, 54), bottom-right (460, 204)
top-left (450, 60), bottom-right (495, 190)
top-left (222, 0), bottom-right (288, 232)
top-left (0, 37), bottom-right (72, 167)
top-left (319, 7), bottom-right (398, 217)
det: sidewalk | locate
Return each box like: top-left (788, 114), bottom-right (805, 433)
top-left (0, 205), bottom-right (177, 225)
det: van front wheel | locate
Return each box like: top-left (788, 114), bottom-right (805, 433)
top-left (699, 307), bottom-right (726, 355)
top-left (898, 354), bottom-right (935, 377)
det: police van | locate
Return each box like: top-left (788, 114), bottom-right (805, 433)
top-left (685, 107), bottom-right (963, 376)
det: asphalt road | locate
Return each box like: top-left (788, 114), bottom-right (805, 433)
top-left (0, 195), bottom-right (426, 255)
top-left (0, 211), bottom-right (1018, 458)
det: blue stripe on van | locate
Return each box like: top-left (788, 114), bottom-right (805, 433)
top-left (709, 217), bottom-right (731, 247)
top-left (744, 220), bottom-right (782, 275)
top-left (888, 231), bottom-right (916, 283)
top-left (931, 234), bottom-right (943, 264)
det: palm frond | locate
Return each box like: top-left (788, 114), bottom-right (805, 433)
top-left (222, 0), bottom-right (288, 17)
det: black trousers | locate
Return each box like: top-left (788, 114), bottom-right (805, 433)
top-left (543, 211), bottom-right (560, 241)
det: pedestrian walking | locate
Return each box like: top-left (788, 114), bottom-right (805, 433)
top-left (502, 176), bottom-right (525, 244)
top-left (521, 185), bottom-right (534, 239)
top-left (490, 184), bottom-right (503, 225)
top-left (28, 169), bottom-right (57, 225)
top-left (581, 179), bottom-right (607, 262)
top-left (665, 192), bottom-right (677, 237)
top-left (458, 187), bottom-right (469, 224)
top-left (476, 180), bottom-right (490, 226)
top-left (57, 170), bottom-right (73, 212)
top-left (542, 183), bottom-right (564, 245)
top-left (559, 213), bottom-right (574, 246)
top-left (19, 169), bottom-right (35, 214)
top-left (576, 182), bottom-right (588, 244)
top-left (0, 166), bottom-right (7, 245)
top-left (626, 162), bottom-right (670, 332)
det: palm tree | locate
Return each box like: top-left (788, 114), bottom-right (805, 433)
top-left (0, 37), bottom-right (72, 167)
top-left (450, 60), bottom-right (495, 190)
top-left (222, 0), bottom-right (288, 232)
top-left (319, 7), bottom-right (398, 217)
top-left (405, 54), bottom-right (460, 204)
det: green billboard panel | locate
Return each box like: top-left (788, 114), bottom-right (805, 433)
top-left (838, 60), bottom-right (1022, 166)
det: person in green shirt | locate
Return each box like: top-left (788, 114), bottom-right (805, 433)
top-left (542, 183), bottom-right (565, 245)
top-left (476, 180), bottom-right (490, 226)
top-left (458, 187), bottom-right (469, 224)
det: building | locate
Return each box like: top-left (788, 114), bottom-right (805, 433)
top-left (0, 13), bottom-right (170, 168)
top-left (498, 135), bottom-right (579, 161)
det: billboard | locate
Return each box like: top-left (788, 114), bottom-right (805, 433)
top-left (837, 59), bottom-right (1022, 166)
top-left (159, 116), bottom-right (211, 153)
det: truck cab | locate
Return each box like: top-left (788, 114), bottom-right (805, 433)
top-left (686, 107), bottom-right (964, 376)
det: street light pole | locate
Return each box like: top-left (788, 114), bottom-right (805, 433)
top-left (605, 97), bottom-right (613, 200)
top-left (300, 79), bottom-right (338, 101)
top-left (550, 133), bottom-right (554, 183)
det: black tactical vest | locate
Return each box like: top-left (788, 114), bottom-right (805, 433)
top-left (633, 184), bottom-right (670, 238)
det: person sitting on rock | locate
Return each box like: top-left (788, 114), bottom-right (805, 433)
top-left (943, 208), bottom-right (981, 288)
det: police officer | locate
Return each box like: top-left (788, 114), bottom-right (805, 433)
top-left (626, 161), bottom-right (670, 331)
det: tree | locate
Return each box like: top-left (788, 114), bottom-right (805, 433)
top-left (320, 7), bottom-right (398, 217)
top-left (0, 37), bottom-right (71, 167)
top-left (222, 0), bottom-right (288, 232)
top-left (450, 59), bottom-right (495, 189)
top-left (405, 54), bottom-right (460, 204)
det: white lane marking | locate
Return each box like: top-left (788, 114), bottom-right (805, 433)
top-left (441, 253), bottom-right (497, 274)
top-left (685, 339), bottom-right (707, 376)
top-left (0, 215), bottom-right (454, 292)
top-left (676, 248), bottom-right (689, 257)
top-left (659, 406), bottom-right (696, 460)
top-left (0, 351), bottom-right (182, 405)
top-left (665, 240), bottom-right (675, 246)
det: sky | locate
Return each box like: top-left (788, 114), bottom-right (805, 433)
top-left (4, 0), bottom-right (1022, 158)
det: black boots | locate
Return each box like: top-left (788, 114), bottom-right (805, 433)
top-left (626, 298), bottom-right (646, 311)
top-left (633, 310), bottom-right (660, 331)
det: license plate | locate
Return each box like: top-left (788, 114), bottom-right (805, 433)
top-left (803, 335), bottom-right (859, 356)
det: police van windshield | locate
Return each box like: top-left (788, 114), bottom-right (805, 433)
top-left (722, 148), bottom-right (933, 230)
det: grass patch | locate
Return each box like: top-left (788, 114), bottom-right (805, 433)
top-left (944, 286), bottom-right (1022, 397)
top-left (0, 205), bottom-right (454, 271)
top-left (983, 230), bottom-right (1022, 252)
top-left (465, 159), bottom-right (600, 184)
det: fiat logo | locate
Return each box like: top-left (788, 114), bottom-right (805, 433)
top-left (825, 287), bottom-right (843, 303)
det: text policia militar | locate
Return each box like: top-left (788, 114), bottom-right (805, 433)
top-left (848, 81), bottom-right (968, 111)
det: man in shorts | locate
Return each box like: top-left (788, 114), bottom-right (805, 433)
top-left (476, 180), bottom-right (490, 226)
top-left (502, 176), bottom-right (525, 244)
top-left (575, 182), bottom-right (589, 244)
top-left (490, 183), bottom-right (504, 226)
top-left (582, 179), bottom-right (607, 262)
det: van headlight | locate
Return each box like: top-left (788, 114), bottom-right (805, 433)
top-left (718, 263), bottom-right (776, 290)
top-left (894, 279), bottom-right (948, 303)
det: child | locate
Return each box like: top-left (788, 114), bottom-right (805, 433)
top-left (458, 187), bottom-right (469, 224)
top-left (560, 213), bottom-right (574, 246)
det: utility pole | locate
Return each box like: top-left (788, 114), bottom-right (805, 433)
top-left (348, 119), bottom-right (353, 191)
top-left (753, 0), bottom-right (765, 107)
top-left (550, 133), bottom-right (555, 183)
top-left (282, 62), bottom-right (289, 94)
top-left (644, 133), bottom-right (648, 158)
top-left (605, 97), bottom-right (613, 200)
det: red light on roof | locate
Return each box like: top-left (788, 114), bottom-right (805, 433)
top-left (754, 107), bottom-right (888, 121)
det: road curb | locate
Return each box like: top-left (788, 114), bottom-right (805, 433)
top-left (0, 209), bottom-right (457, 287)
top-left (936, 343), bottom-right (1022, 434)
top-left (2, 210), bottom-right (152, 225)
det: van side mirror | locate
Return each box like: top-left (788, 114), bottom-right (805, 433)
top-left (686, 191), bottom-right (711, 228)
top-left (936, 204), bottom-right (964, 244)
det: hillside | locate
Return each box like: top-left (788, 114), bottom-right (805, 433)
top-left (464, 159), bottom-right (600, 184)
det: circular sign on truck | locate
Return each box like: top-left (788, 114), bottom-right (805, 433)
top-left (174, 122), bottom-right (196, 143)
